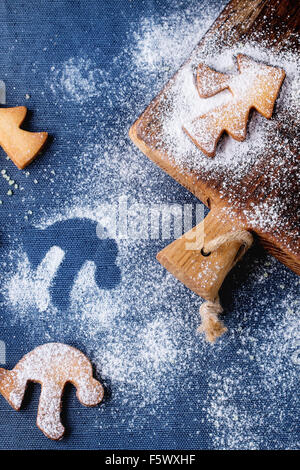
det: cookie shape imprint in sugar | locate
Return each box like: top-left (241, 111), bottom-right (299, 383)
top-left (183, 54), bottom-right (285, 157)
top-left (0, 106), bottom-right (48, 169)
top-left (0, 343), bottom-right (104, 440)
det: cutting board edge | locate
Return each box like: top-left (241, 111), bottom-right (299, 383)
top-left (129, 120), bottom-right (300, 276)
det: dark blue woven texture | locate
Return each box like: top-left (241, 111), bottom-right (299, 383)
top-left (0, 0), bottom-right (299, 450)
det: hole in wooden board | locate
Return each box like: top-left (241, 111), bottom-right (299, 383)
top-left (201, 248), bottom-right (211, 257)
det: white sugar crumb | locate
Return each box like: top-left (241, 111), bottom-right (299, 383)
top-left (0, 0), bottom-right (299, 449)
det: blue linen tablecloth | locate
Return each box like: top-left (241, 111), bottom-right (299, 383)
top-left (0, 0), bottom-right (299, 450)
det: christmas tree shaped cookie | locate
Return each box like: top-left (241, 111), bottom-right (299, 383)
top-left (183, 54), bottom-right (285, 157)
top-left (0, 106), bottom-right (48, 169)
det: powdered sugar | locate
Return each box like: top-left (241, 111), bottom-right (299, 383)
top-left (161, 43), bottom-right (299, 177)
top-left (0, 343), bottom-right (104, 440)
top-left (140, 36), bottom-right (300, 259)
top-left (132, 7), bottom-right (218, 75)
top-left (0, 0), bottom-right (299, 449)
top-left (49, 58), bottom-right (108, 105)
top-left (7, 247), bottom-right (65, 313)
top-left (205, 289), bottom-right (300, 449)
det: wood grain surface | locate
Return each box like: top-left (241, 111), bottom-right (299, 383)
top-left (129, 0), bottom-right (300, 278)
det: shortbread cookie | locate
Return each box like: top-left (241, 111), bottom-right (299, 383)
top-left (183, 54), bottom-right (285, 156)
top-left (0, 106), bottom-right (48, 169)
top-left (0, 343), bottom-right (104, 440)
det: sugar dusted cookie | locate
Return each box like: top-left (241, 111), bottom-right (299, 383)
top-left (0, 106), bottom-right (48, 169)
top-left (0, 343), bottom-right (104, 440)
top-left (183, 54), bottom-right (285, 157)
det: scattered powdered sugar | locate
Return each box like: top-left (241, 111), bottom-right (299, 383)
top-left (205, 290), bottom-right (300, 449)
top-left (161, 42), bottom-right (300, 178)
top-left (2, 237), bottom-right (201, 409)
top-left (145, 36), bottom-right (300, 256)
top-left (132, 5), bottom-right (220, 75)
top-left (243, 197), bottom-right (288, 232)
top-left (0, 343), bottom-right (104, 440)
top-left (0, 0), bottom-right (299, 449)
top-left (49, 58), bottom-right (109, 105)
top-left (6, 247), bottom-right (65, 313)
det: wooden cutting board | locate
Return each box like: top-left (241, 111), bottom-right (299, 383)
top-left (129, 0), bottom-right (299, 301)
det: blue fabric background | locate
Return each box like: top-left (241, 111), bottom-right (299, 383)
top-left (0, 0), bottom-right (299, 450)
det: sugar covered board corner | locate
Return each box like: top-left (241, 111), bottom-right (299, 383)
top-left (129, 0), bottom-right (299, 339)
